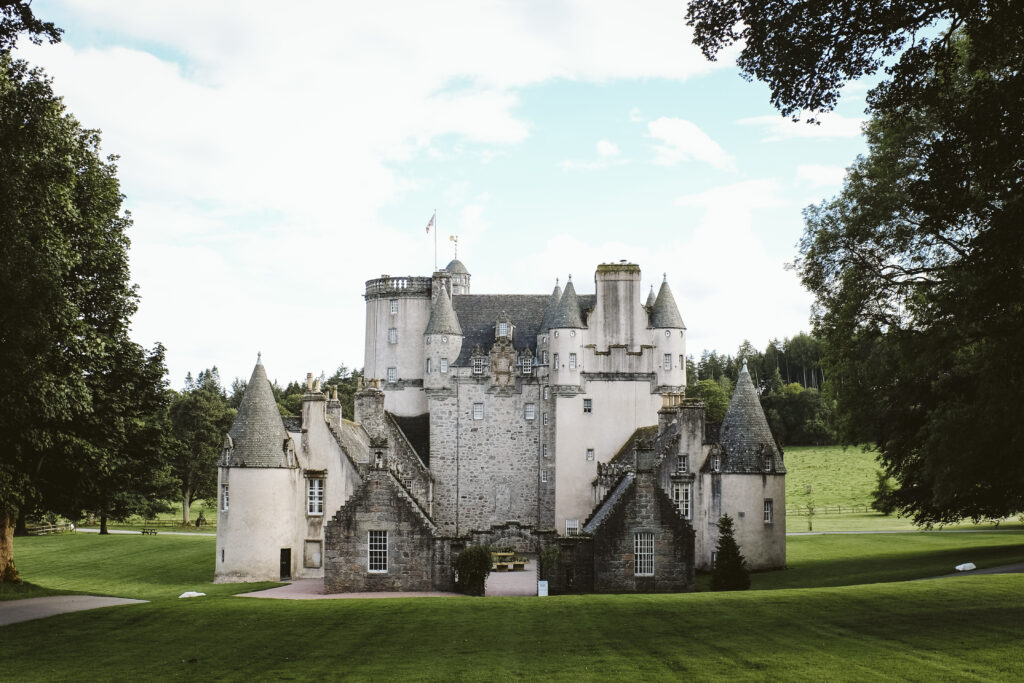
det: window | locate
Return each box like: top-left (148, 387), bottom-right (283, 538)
top-left (541, 351), bottom-right (548, 365)
top-left (498, 321), bottom-right (508, 337)
top-left (425, 358), bottom-right (432, 373)
top-left (542, 444), bottom-right (548, 458)
top-left (634, 532), bottom-right (654, 576)
top-left (388, 327), bottom-right (398, 344)
top-left (472, 356), bottom-right (486, 374)
top-left (304, 540), bottom-right (322, 568)
top-left (680, 355), bottom-right (685, 370)
top-left (663, 353), bottom-right (671, 370)
top-left (569, 353), bottom-right (577, 369)
top-left (553, 353), bottom-right (559, 368)
top-left (306, 478), bottom-right (324, 515)
top-left (368, 530), bottom-right (388, 572)
top-left (764, 499), bottom-right (774, 524)
top-left (762, 454), bottom-right (772, 473)
top-left (521, 356), bottom-right (532, 374)
top-left (565, 519), bottom-right (579, 536)
top-left (543, 412), bottom-right (549, 426)
top-left (586, 448), bottom-right (595, 461)
top-left (525, 403), bottom-right (536, 420)
top-left (711, 551), bottom-right (718, 568)
top-left (221, 483), bottom-right (229, 511)
top-left (389, 299), bottom-right (398, 314)
top-left (540, 469), bottom-right (548, 483)
top-left (387, 367), bottom-right (397, 384)
top-left (583, 398), bottom-right (592, 414)
top-left (683, 483), bottom-right (692, 519)
top-left (440, 358), bottom-right (449, 374)
top-left (473, 403), bottom-right (484, 420)
top-left (543, 386), bottom-right (550, 400)
top-left (676, 454), bottom-right (688, 473)
top-left (712, 455), bottom-right (721, 472)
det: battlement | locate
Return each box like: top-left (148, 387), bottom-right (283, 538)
top-left (364, 275), bottom-right (433, 299)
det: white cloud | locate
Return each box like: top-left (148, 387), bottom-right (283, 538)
top-left (596, 140), bottom-right (620, 157)
top-left (795, 164), bottom-right (848, 189)
top-left (560, 139), bottom-right (625, 171)
top-left (738, 111), bottom-right (865, 142)
top-left (647, 117), bottom-right (734, 171)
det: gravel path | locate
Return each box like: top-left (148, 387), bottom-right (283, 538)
top-left (0, 596), bottom-right (147, 627)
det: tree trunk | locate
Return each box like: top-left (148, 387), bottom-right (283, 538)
top-left (14, 513), bottom-right (28, 537)
top-left (1, 510), bottom-right (20, 583)
top-left (182, 488), bottom-right (192, 525)
top-left (100, 513), bottom-right (108, 535)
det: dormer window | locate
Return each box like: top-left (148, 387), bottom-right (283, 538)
top-left (472, 356), bottom-right (486, 375)
top-left (498, 322), bottom-right (508, 337)
top-left (712, 455), bottom-right (721, 472)
top-left (762, 453), bottom-right (772, 473)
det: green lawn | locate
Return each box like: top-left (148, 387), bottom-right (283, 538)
top-left (3, 532), bottom-right (1024, 680)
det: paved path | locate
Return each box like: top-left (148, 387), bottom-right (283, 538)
top-left (787, 529), bottom-right (1017, 536)
top-left (486, 560), bottom-right (538, 597)
top-left (0, 596), bottom-right (147, 627)
top-left (237, 579), bottom-right (463, 600)
top-left (77, 528), bottom-right (216, 537)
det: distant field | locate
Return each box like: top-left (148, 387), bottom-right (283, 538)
top-left (3, 533), bottom-right (1024, 680)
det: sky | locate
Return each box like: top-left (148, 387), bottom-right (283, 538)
top-left (19, 1), bottom-right (870, 389)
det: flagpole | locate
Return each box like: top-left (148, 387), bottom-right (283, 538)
top-left (434, 208), bottom-right (437, 272)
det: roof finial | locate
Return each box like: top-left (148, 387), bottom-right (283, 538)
top-left (568, 273), bottom-right (573, 281)
top-left (257, 351), bottom-right (262, 365)
top-left (556, 277), bottom-right (559, 287)
top-left (663, 272), bottom-right (667, 282)
top-left (742, 358), bottom-right (749, 373)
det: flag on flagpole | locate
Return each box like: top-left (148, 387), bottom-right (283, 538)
top-left (425, 212), bottom-right (435, 234)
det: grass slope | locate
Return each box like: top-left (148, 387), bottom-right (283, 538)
top-left (3, 533), bottom-right (1024, 679)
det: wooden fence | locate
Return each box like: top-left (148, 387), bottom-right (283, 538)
top-left (786, 504), bottom-right (872, 516)
top-left (26, 522), bottom-right (75, 535)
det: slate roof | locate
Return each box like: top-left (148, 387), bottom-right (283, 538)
top-left (649, 280), bottom-right (685, 329)
top-left (450, 292), bottom-right (595, 365)
top-left (717, 362), bottom-right (786, 474)
top-left (389, 412), bottom-right (430, 466)
top-left (424, 285), bottom-right (463, 336)
top-left (539, 283), bottom-right (562, 333)
top-left (445, 258), bottom-right (469, 275)
top-left (282, 416), bottom-right (302, 433)
top-left (224, 360), bottom-right (291, 468)
top-left (583, 473), bottom-right (635, 534)
top-left (549, 279), bottom-right (585, 328)
top-left (645, 286), bottom-right (656, 309)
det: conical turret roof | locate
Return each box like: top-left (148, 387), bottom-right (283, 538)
top-left (540, 281), bottom-right (563, 332)
top-left (445, 258), bottom-right (469, 275)
top-left (550, 279), bottom-right (585, 328)
top-left (424, 284), bottom-right (463, 335)
top-left (225, 358), bottom-right (291, 467)
top-left (649, 279), bottom-right (685, 329)
top-left (645, 285), bottom-right (656, 309)
top-left (718, 360), bottom-right (785, 473)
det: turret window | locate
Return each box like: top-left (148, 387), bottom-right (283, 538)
top-left (663, 353), bottom-right (671, 370)
top-left (764, 499), bottom-right (774, 524)
top-left (425, 358), bottom-right (432, 373)
top-left (440, 358), bottom-right (449, 374)
top-left (388, 328), bottom-right (398, 344)
top-left (583, 398), bottom-right (592, 414)
top-left (386, 367), bottom-right (397, 384)
top-left (389, 299), bottom-right (398, 314)
top-left (569, 353), bottom-right (577, 369)
top-left (553, 353), bottom-right (559, 368)
top-left (221, 483), bottom-right (229, 511)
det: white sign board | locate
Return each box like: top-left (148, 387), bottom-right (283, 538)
top-left (537, 580), bottom-right (548, 597)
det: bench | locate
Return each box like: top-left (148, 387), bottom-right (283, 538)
top-left (141, 527), bottom-right (158, 535)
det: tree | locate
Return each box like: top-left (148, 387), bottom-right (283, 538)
top-left (688, 2), bottom-right (1024, 524)
top-left (169, 369), bottom-right (235, 525)
top-left (1, 1), bottom-right (61, 52)
top-left (692, 379), bottom-right (730, 424)
top-left (710, 515), bottom-right (749, 591)
top-left (1, 42), bottom-right (166, 575)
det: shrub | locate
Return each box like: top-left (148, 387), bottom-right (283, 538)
top-left (710, 515), bottom-right (750, 591)
top-left (455, 545), bottom-right (491, 596)
top-left (871, 471), bottom-right (898, 515)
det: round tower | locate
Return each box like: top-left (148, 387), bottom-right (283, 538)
top-left (216, 356), bottom-right (301, 582)
top-left (423, 283), bottom-right (463, 390)
top-left (445, 258), bottom-right (471, 294)
top-left (548, 276), bottom-right (586, 384)
top-left (649, 274), bottom-right (686, 390)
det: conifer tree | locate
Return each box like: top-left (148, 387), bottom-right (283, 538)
top-left (710, 515), bottom-right (750, 591)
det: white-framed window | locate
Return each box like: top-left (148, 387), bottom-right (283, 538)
top-left (498, 321), bottom-right (508, 337)
top-left (543, 412), bottom-right (549, 426)
top-left (586, 448), bottom-right (595, 461)
top-left (764, 499), bottom-right (774, 524)
top-left (368, 530), bottom-right (388, 572)
top-left (712, 455), bottom-right (721, 472)
top-left (683, 483), bottom-right (692, 519)
top-left (306, 477), bottom-right (324, 515)
top-left (541, 351), bottom-right (548, 365)
top-left (386, 367), bottom-right (397, 384)
top-left (472, 356), bottom-right (486, 374)
top-left (543, 386), bottom-right (550, 400)
top-left (221, 483), bottom-right (229, 511)
top-left (521, 356), bottom-right (532, 374)
top-left (762, 454), bottom-right (772, 473)
top-left (565, 519), bottom-right (579, 536)
top-left (388, 327), bottom-right (398, 344)
top-left (583, 398), bottom-right (592, 414)
top-left (440, 357), bottom-right (449, 374)
top-left (553, 353), bottom-right (559, 368)
top-left (389, 299), bottom-right (399, 314)
top-left (663, 353), bottom-right (672, 370)
top-left (676, 454), bottom-right (688, 473)
top-left (473, 403), bottom-right (484, 420)
top-left (425, 358), bottom-right (432, 373)
top-left (634, 532), bottom-right (654, 576)
top-left (525, 403), bottom-right (536, 420)
top-left (540, 469), bottom-right (548, 483)
top-left (542, 444), bottom-right (548, 458)
top-left (569, 353), bottom-right (577, 369)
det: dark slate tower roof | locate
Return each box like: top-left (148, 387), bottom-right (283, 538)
top-left (550, 279), bottom-right (585, 328)
top-left (718, 360), bottom-right (785, 473)
top-left (539, 281), bottom-right (563, 332)
top-left (445, 258), bottom-right (469, 275)
top-left (424, 284), bottom-right (463, 336)
top-left (224, 358), bottom-right (291, 468)
top-left (649, 278), bottom-right (685, 329)
top-left (645, 285), bottom-right (656, 309)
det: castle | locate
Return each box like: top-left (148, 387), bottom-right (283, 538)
top-left (215, 260), bottom-right (785, 593)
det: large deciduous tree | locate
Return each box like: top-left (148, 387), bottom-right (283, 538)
top-left (1, 34), bottom-right (168, 574)
top-left (687, 1), bottom-right (1024, 523)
